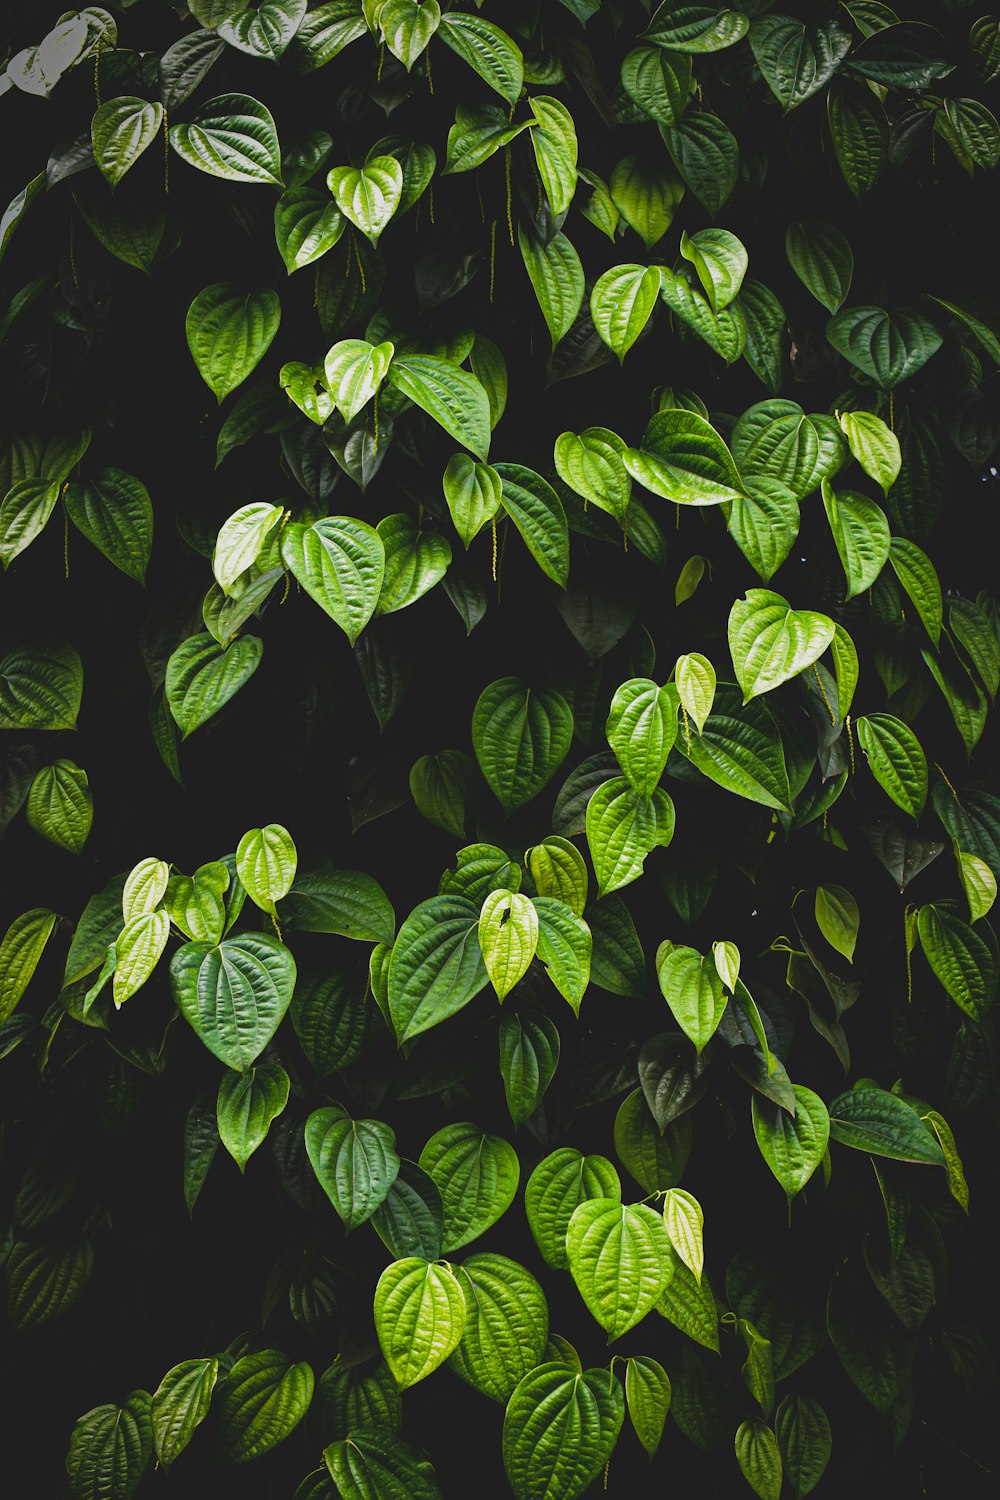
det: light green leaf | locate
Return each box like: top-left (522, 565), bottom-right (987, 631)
top-left (186, 284), bottom-right (281, 403)
top-left (827, 1086), bottom-right (945, 1164)
top-left (442, 453), bottom-right (502, 547)
top-left (785, 219), bottom-right (853, 313)
top-left (437, 12), bottom-right (523, 104)
top-left (219, 0), bottom-right (308, 61)
top-left (379, 0), bottom-right (441, 69)
top-left (590, 264), bottom-right (660, 362)
top-left (374, 1257), bottom-right (466, 1388)
top-left (526, 836), bottom-right (588, 916)
top-left (275, 187), bottom-right (344, 273)
top-left (625, 1355), bottom-right (671, 1458)
top-left (530, 95), bottom-right (578, 217)
top-left (888, 536), bottom-right (942, 646)
top-left (839, 410), bottom-right (900, 494)
top-left (831, 624), bottom-right (859, 718)
top-left (280, 517), bottom-right (385, 644)
top-left (662, 1188), bottom-right (704, 1283)
top-left (420, 1122), bottom-right (519, 1253)
top-left (495, 464), bottom-right (569, 586)
top-left (815, 884), bottom-right (859, 962)
top-left (586, 777), bottom-right (675, 897)
top-left (479, 889), bottom-right (538, 1000)
top-left (448, 1253), bottom-right (549, 1402)
top-left (305, 1105), bottom-right (400, 1231)
top-left (729, 589), bottom-right (835, 701)
top-left (625, 408), bottom-right (745, 506)
top-left (657, 944), bottom-right (727, 1053)
top-left (387, 354), bottom-right (491, 459)
top-left (123, 860), bottom-right (170, 924)
top-left (525, 1147), bottom-right (621, 1270)
top-left (856, 713), bottom-right (927, 817)
top-left (732, 399), bottom-right (846, 501)
top-left (775, 1395), bottom-right (832, 1499)
top-left (152, 1358), bottom-right (220, 1468)
top-left (92, 95), bottom-right (164, 187)
top-left (327, 156), bottom-right (402, 244)
top-left (680, 227), bottom-right (747, 311)
top-left (0, 479), bottom-right (60, 568)
top-left (676, 695), bottom-right (791, 811)
top-left (553, 428), bottom-right (631, 524)
top-left (217, 1059), bottom-right (289, 1171)
top-left (443, 102), bottom-right (534, 174)
top-left (917, 902), bottom-right (996, 1020)
top-left (752, 1087), bottom-right (830, 1198)
top-left (387, 894), bottom-right (488, 1042)
top-left (215, 1350), bottom-right (313, 1463)
top-left (518, 228), bottom-right (584, 350)
top-left (735, 1420), bottom-right (783, 1500)
top-left (499, 1007), bottom-right (560, 1126)
top-left (821, 482), bottom-right (889, 600)
top-left (957, 850), bottom-right (997, 923)
top-left (323, 338), bottom-right (394, 422)
top-left (675, 652), bottom-right (716, 734)
top-left (472, 677), bottom-right (573, 814)
top-left (113, 910), bottom-right (171, 1006)
top-left (165, 632), bottom-right (263, 736)
top-left (503, 1362), bottom-right (623, 1500)
top-left (658, 264), bottom-right (746, 361)
top-left (169, 931), bottom-right (296, 1069)
top-left (610, 156), bottom-right (683, 249)
top-left (533, 896), bottom-right (592, 1015)
top-left (65, 469), bottom-right (153, 582)
top-left (606, 677), bottom-right (677, 796)
top-left (567, 1198), bottom-right (672, 1340)
top-left (170, 93), bottom-right (283, 186)
top-left (164, 862), bottom-right (230, 944)
top-left (236, 824), bottom-right (297, 916)
top-left (375, 514), bottom-right (451, 615)
top-left (213, 502), bottom-right (284, 594)
top-left (26, 759), bottom-right (92, 853)
top-left (0, 908), bottom-right (59, 1024)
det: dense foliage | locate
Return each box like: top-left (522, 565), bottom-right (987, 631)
top-left (2, 1), bottom-right (1000, 1496)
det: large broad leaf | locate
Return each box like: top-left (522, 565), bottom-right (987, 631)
top-left (275, 187), bottom-right (344, 273)
top-left (735, 1421), bottom-right (783, 1500)
top-left (590, 264), bottom-right (660, 362)
top-left (839, 411), bottom-right (900, 495)
top-left (65, 469), bottom-right (153, 582)
top-left (0, 908), bottom-right (59, 1024)
top-left (186, 284), bottom-right (280, 403)
top-left (732, 400), bottom-right (846, 500)
top-left (658, 267), bottom-right (746, 362)
top-left (282, 869), bottom-right (394, 943)
top-left (387, 894), bottom-right (488, 1042)
top-left (676, 693), bottom-right (791, 811)
top-left (606, 678), bottom-right (677, 796)
top-left (620, 45), bottom-right (691, 127)
top-left (728, 590), bottom-right (835, 702)
top-left (662, 112), bottom-right (739, 215)
top-left (527, 837), bottom-right (588, 917)
top-left (479, 889), bottom-right (538, 1001)
top-left (625, 409), bottom-right (745, 505)
top-left (518, 229), bottom-right (584, 350)
top-left (0, 642), bottom-right (83, 730)
top-left (502, 1362), bottom-right (624, 1500)
top-left (442, 453), bottom-right (502, 547)
top-left (236, 824), bottom-right (296, 917)
top-left (749, 15), bottom-right (851, 110)
top-left (679, 228), bottom-right (747, 311)
top-left (821, 484), bottom-right (890, 599)
top-left (387, 354), bottom-right (490, 459)
top-left (323, 1431), bottom-right (441, 1500)
top-left (305, 1105), bottom-right (400, 1231)
top-left (0, 477), bottom-right (60, 568)
top-left (92, 96), bottom-right (164, 187)
top-left (610, 156), bottom-right (684, 250)
top-left (169, 93), bottom-right (283, 186)
top-left (532, 897), bottom-right (592, 1015)
top-left (448, 1253), bottom-right (549, 1402)
top-left (281, 518), bottom-right (385, 644)
top-left (917, 902), bottom-right (996, 1020)
top-left (751, 1087), bottom-right (830, 1199)
top-left (775, 1395), bottom-right (832, 1499)
top-left (217, 1060), bottom-right (289, 1171)
top-left (314, 1357), bottom-right (401, 1445)
top-left (499, 1007), bottom-right (560, 1125)
top-left (586, 778), bottom-right (674, 896)
top-left (494, 464), bottom-right (569, 587)
top-left (726, 477), bottom-right (800, 583)
top-left (374, 1258), bottom-right (466, 1388)
top-left (165, 632), bottom-right (263, 736)
top-left (215, 1350), bottom-right (314, 1463)
top-left (625, 1355), bottom-right (671, 1458)
top-left (785, 220), bottom-right (853, 314)
top-left (827, 1087), bottom-right (945, 1164)
top-left (437, 12), bottom-right (523, 104)
top-left (530, 95), bottom-right (578, 218)
top-left (472, 677), bottom-right (573, 814)
top-left (169, 932), bottom-right (295, 1070)
top-left (827, 81), bottom-right (887, 198)
top-left (324, 339), bottom-right (394, 423)
top-left (826, 306), bottom-right (943, 388)
top-left (567, 1198), bottom-right (672, 1340)
top-left (326, 156), bottom-right (402, 244)
top-left (443, 102), bottom-right (535, 174)
top-left (657, 945), bottom-right (726, 1054)
top-left (152, 1358), bottom-right (219, 1468)
top-left (218, 0), bottom-right (308, 61)
top-left (371, 1159), bottom-right (444, 1261)
top-left (553, 428), bottom-right (631, 524)
top-left (380, 0), bottom-right (442, 70)
top-left (66, 1392), bottom-right (153, 1500)
top-left (856, 713), bottom-right (927, 818)
top-left (525, 1148), bottom-right (621, 1270)
top-left (419, 1122), bottom-right (519, 1252)
top-left (645, 5), bottom-right (749, 53)
top-left (26, 759), bottom-right (91, 853)
top-left (375, 514), bottom-right (451, 616)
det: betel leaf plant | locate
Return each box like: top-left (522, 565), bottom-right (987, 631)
top-left (1, 1), bottom-right (999, 1496)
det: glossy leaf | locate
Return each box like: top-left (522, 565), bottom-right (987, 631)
top-left (856, 713), bottom-right (927, 817)
top-left (217, 1060), bottom-right (290, 1171)
top-left (729, 589), bottom-right (835, 702)
top-left (752, 1087), bottom-right (830, 1198)
top-left (280, 518), bottom-right (385, 644)
top-left (448, 1253), bottom-right (549, 1402)
top-left (420, 1122), bottom-right (519, 1252)
top-left (374, 1257), bottom-right (465, 1388)
top-left (502, 1362), bottom-right (624, 1500)
top-left (472, 677), bottom-right (573, 814)
top-left (305, 1105), bottom-right (400, 1231)
top-left (170, 94), bottom-right (283, 186)
top-left (215, 1350), bottom-right (314, 1463)
top-left (169, 932), bottom-right (296, 1070)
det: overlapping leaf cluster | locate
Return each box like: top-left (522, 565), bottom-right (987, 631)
top-left (2, 2), bottom-right (1000, 1497)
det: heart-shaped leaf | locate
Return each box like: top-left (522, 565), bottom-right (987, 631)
top-left (169, 931), bottom-right (296, 1069)
top-left (728, 589), bottom-right (835, 701)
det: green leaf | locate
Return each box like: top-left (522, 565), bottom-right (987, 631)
top-left (729, 589), bottom-right (835, 702)
top-left (533, 896), bottom-right (592, 1015)
top-left (443, 102), bottom-right (534, 174)
top-left (935, 97), bottom-right (1000, 173)
top-left (677, 695), bottom-right (791, 811)
top-left (275, 187), bottom-right (344, 273)
top-left (166, 632), bottom-right (263, 736)
top-left (752, 1087), bottom-right (830, 1199)
top-left (379, 0), bottom-right (441, 69)
top-left (66, 1391), bottom-right (152, 1500)
top-left (749, 14), bottom-right (851, 111)
top-left (282, 869), bottom-right (394, 943)
top-left (236, 823), bottom-right (297, 916)
top-left (675, 653), bottom-right (716, 734)
top-left (732, 399), bottom-right (846, 501)
top-left (323, 1431), bottom-right (441, 1499)
top-left (525, 1147), bottom-right (621, 1270)
top-left (0, 478), bottom-right (60, 568)
top-left (374, 1257), bottom-right (466, 1388)
top-left (740, 279), bottom-right (787, 394)
top-left (164, 860), bottom-right (228, 946)
top-left (388, 894), bottom-right (488, 1042)
top-left (827, 82), bottom-right (887, 197)
top-left (527, 837), bottom-right (588, 917)
top-left (287, 2), bottom-right (367, 73)
top-left (856, 713), bottom-right (927, 817)
top-left (828, 1087), bottom-right (945, 1164)
top-left (590, 264), bottom-right (660, 362)
top-left (479, 889), bottom-right (538, 1001)
top-left (917, 902), bottom-right (996, 1019)
top-left (614, 1088), bottom-right (692, 1193)
top-left (518, 229), bottom-right (584, 350)
top-left (448, 1253), bottom-right (548, 1402)
top-left (530, 95), bottom-right (578, 217)
top-left (0, 642), bottom-right (82, 730)
top-left (113, 910), bottom-right (171, 1006)
top-left (169, 932), bottom-right (296, 1069)
top-left (215, 1350), bottom-right (314, 1463)
top-left (645, 5), bottom-right (749, 52)
top-left (186, 284), bottom-right (280, 404)
top-left (327, 156), bottom-right (402, 244)
top-left (323, 338), bottom-right (394, 422)
top-left (735, 1420), bottom-right (782, 1500)
top-left (821, 482), bottom-right (890, 599)
top-left (502, 1362), bottom-right (624, 1500)
top-left (419, 1121), bottom-right (519, 1252)
top-left (607, 678), bottom-right (677, 796)
top-left (442, 453), bottom-right (502, 547)
top-left (0, 908), bottom-right (58, 1024)
top-left (371, 1159), bottom-right (444, 1261)
top-left (815, 884), bottom-right (859, 962)
top-left (957, 850), bottom-right (997, 923)
top-left (658, 266), bottom-right (746, 362)
top-left (65, 469), bottom-right (153, 582)
top-left (410, 749), bottom-right (479, 838)
top-left (839, 410), bottom-right (900, 494)
top-left (472, 677), bottom-right (573, 814)
top-left (620, 45), bottom-right (691, 127)
top-left (610, 156), bottom-right (684, 249)
top-left (387, 354), bottom-right (490, 459)
top-left (568, 1198), bottom-right (672, 1341)
top-left (775, 1395), bottom-right (832, 1499)
top-left (212, 502), bottom-right (283, 594)
top-left (657, 945), bottom-right (726, 1054)
top-left (26, 759), bottom-right (92, 853)
top-left (587, 777), bottom-right (675, 896)
top-left (785, 220), bottom-right (853, 314)
top-left (7, 1236), bottom-right (94, 1331)
top-left (626, 408), bottom-right (745, 505)
top-left (625, 1355), bottom-right (671, 1458)
top-left (888, 536), bottom-right (942, 646)
top-left (152, 1358), bottom-right (220, 1468)
top-left (655, 1255), bottom-right (719, 1351)
top-left (281, 517), bottom-right (385, 644)
top-left (170, 93), bottom-right (283, 186)
top-left (499, 1007), bottom-right (560, 1126)
top-left (680, 228), bottom-right (747, 312)
top-left (219, 0), bottom-right (308, 61)
top-left (375, 514), bottom-right (451, 615)
top-left (437, 12), bottom-right (523, 104)
top-left (305, 1105), bottom-right (400, 1231)
top-left (662, 1188), bottom-right (704, 1282)
top-left (662, 112), bottom-right (739, 215)
top-left (553, 428), bottom-right (631, 524)
top-left (217, 1059), bottom-right (289, 1171)
top-left (92, 96), bottom-right (164, 187)
top-left (827, 305), bottom-right (943, 389)
top-left (495, 464), bottom-right (569, 586)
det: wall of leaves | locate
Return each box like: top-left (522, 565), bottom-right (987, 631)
top-left (2, 2), bottom-right (999, 1497)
